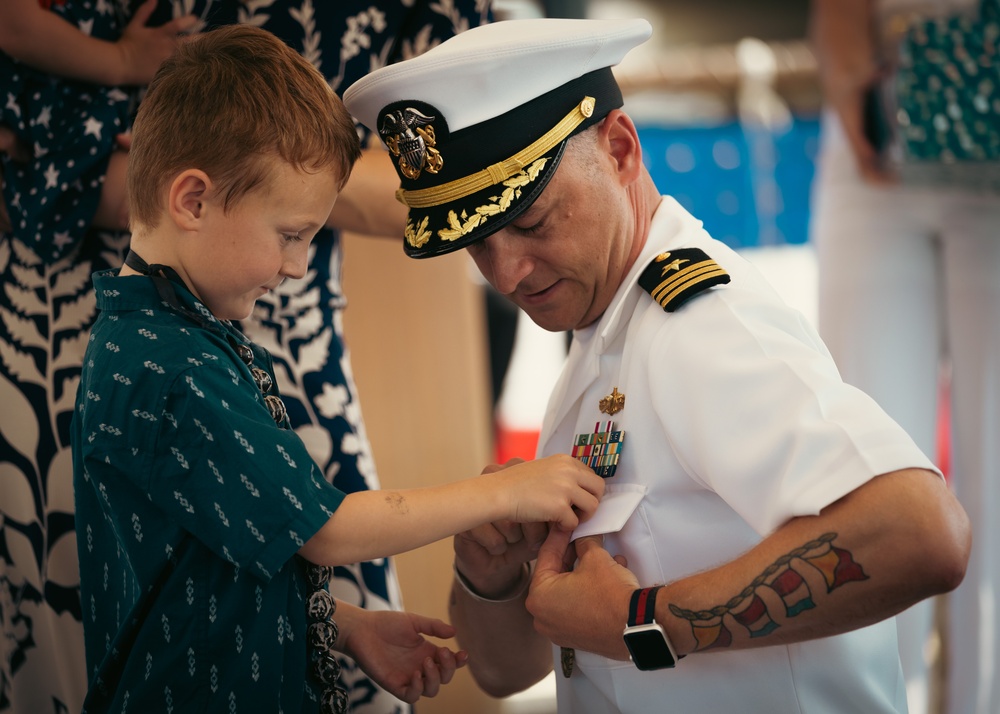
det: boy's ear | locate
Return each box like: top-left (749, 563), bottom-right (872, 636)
top-left (168, 169), bottom-right (212, 230)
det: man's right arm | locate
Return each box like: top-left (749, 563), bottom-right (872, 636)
top-left (449, 521), bottom-right (554, 697)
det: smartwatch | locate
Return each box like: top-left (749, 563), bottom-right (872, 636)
top-left (623, 585), bottom-right (683, 670)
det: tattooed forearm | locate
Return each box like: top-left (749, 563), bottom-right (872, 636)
top-left (667, 533), bottom-right (869, 652)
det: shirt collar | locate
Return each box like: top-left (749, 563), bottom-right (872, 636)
top-left (93, 268), bottom-right (235, 340)
top-left (587, 196), bottom-right (705, 354)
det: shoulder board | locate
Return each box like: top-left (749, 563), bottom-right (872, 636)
top-left (637, 248), bottom-right (731, 313)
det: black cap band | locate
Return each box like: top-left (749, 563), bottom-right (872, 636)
top-left (378, 67), bottom-right (624, 258)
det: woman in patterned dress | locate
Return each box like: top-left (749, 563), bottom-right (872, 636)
top-left (0, 1), bottom-right (490, 712)
top-left (0, 3), bottom-right (194, 712)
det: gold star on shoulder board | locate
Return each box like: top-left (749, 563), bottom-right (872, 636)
top-left (638, 248), bottom-right (731, 313)
top-left (660, 258), bottom-right (688, 275)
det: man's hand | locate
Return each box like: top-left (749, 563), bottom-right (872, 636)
top-left (340, 607), bottom-right (467, 703)
top-left (526, 529), bottom-right (637, 660)
top-left (448, 463), bottom-right (557, 697)
top-left (454, 459), bottom-right (548, 598)
top-left (454, 519), bottom-right (547, 598)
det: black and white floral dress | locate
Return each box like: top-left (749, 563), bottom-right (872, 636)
top-left (0, 1), bottom-right (490, 712)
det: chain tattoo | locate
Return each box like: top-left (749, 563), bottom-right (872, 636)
top-left (667, 533), bottom-right (869, 651)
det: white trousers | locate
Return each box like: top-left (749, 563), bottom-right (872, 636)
top-left (811, 111), bottom-right (1000, 714)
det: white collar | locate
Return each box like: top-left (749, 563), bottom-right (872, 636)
top-left (586, 196), bottom-right (705, 355)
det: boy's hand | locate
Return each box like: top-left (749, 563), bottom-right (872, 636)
top-left (117, 0), bottom-right (197, 86)
top-left (340, 609), bottom-right (467, 702)
top-left (496, 454), bottom-right (605, 531)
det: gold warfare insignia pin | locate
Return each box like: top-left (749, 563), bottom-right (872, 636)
top-left (378, 107), bottom-right (444, 180)
top-left (599, 387), bottom-right (625, 415)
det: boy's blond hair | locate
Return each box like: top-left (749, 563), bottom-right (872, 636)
top-left (127, 24), bottom-right (361, 230)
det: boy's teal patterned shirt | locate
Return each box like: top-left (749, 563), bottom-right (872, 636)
top-left (71, 269), bottom-right (346, 713)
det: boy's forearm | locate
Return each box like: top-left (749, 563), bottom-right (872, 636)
top-left (299, 480), bottom-right (505, 566)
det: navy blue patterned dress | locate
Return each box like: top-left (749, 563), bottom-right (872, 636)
top-left (0, 1), bottom-right (490, 712)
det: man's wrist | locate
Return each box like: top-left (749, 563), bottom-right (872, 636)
top-left (453, 563), bottom-right (531, 603)
top-left (624, 585), bottom-right (684, 670)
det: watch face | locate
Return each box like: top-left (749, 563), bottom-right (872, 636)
top-left (624, 624), bottom-right (677, 671)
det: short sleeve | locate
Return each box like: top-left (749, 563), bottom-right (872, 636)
top-left (649, 292), bottom-right (936, 536)
top-left (147, 362), bottom-right (346, 581)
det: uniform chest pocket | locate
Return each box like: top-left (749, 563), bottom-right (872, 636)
top-left (571, 482), bottom-right (648, 541)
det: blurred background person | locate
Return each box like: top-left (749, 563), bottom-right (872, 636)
top-left (1, 2), bottom-right (489, 713)
top-left (0, 3), bottom-right (194, 711)
top-left (810, 1), bottom-right (1000, 714)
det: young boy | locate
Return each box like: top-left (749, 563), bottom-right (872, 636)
top-left (70, 24), bottom-right (604, 714)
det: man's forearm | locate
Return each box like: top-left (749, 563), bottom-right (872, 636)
top-left (448, 567), bottom-right (552, 697)
top-left (528, 469), bottom-right (969, 662)
top-left (654, 469), bottom-right (970, 658)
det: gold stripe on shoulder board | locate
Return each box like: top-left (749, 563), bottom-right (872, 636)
top-left (638, 248), bottom-right (730, 312)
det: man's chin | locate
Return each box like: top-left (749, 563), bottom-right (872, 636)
top-left (519, 308), bottom-right (578, 334)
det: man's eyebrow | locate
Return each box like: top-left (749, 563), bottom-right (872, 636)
top-left (514, 203), bottom-right (545, 221)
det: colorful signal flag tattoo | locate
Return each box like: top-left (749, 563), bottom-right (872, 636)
top-left (572, 421), bottom-right (625, 478)
top-left (690, 613), bottom-right (733, 652)
top-left (767, 568), bottom-right (816, 617)
top-left (668, 533), bottom-right (868, 651)
top-left (732, 593), bottom-right (780, 638)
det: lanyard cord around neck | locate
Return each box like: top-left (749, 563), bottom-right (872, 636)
top-left (123, 249), bottom-right (191, 314)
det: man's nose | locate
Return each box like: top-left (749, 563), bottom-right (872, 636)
top-left (481, 232), bottom-right (532, 295)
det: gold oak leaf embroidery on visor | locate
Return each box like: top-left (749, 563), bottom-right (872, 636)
top-left (405, 215), bottom-right (433, 250)
top-left (433, 157), bottom-right (550, 244)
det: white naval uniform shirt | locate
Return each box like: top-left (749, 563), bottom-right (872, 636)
top-left (539, 197), bottom-right (938, 714)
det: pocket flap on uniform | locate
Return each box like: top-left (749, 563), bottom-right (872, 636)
top-left (571, 483), bottom-right (648, 541)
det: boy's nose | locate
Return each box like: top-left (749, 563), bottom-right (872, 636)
top-left (282, 246), bottom-right (309, 280)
